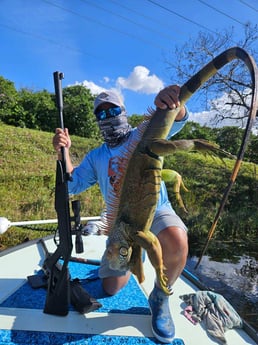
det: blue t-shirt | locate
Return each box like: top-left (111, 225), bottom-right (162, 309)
top-left (68, 110), bottom-right (188, 211)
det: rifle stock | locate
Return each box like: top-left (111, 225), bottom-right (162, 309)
top-left (43, 71), bottom-right (73, 316)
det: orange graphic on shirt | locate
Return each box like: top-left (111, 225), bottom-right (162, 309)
top-left (108, 156), bottom-right (125, 193)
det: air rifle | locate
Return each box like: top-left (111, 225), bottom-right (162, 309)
top-left (43, 72), bottom-right (84, 315)
top-left (27, 72), bottom-right (101, 315)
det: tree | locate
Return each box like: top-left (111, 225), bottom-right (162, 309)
top-left (0, 76), bottom-right (25, 127)
top-left (36, 90), bottom-right (57, 131)
top-left (246, 133), bottom-right (258, 163)
top-left (18, 88), bottom-right (56, 131)
top-left (172, 121), bottom-right (216, 141)
top-left (166, 23), bottom-right (258, 129)
top-left (62, 85), bottom-right (99, 138)
top-left (128, 114), bottom-right (144, 128)
top-left (215, 126), bottom-right (244, 154)
top-left (0, 77), bottom-right (100, 138)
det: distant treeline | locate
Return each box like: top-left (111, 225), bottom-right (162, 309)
top-left (0, 75), bottom-right (257, 163)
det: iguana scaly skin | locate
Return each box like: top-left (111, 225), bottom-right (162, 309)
top-left (103, 47), bottom-right (258, 295)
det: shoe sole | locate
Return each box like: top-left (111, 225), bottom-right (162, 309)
top-left (151, 326), bottom-right (174, 343)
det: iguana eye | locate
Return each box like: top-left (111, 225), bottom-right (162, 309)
top-left (119, 247), bottom-right (128, 257)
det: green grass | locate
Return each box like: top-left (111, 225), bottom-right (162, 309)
top-left (0, 123), bottom-right (104, 250)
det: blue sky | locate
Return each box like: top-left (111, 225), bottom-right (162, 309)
top-left (0, 0), bottom-right (257, 123)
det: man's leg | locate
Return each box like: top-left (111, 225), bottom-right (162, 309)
top-left (98, 246), bottom-right (131, 296)
top-left (149, 225), bottom-right (188, 343)
top-left (102, 272), bottom-right (131, 296)
top-left (158, 226), bottom-right (188, 287)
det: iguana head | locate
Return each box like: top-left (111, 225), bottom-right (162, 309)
top-left (106, 220), bottom-right (133, 271)
top-left (107, 241), bottom-right (133, 271)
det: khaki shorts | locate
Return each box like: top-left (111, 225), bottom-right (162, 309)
top-left (98, 203), bottom-right (187, 279)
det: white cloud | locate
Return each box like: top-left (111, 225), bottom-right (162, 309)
top-left (189, 110), bottom-right (213, 126)
top-left (75, 80), bottom-right (104, 95)
top-left (116, 66), bottom-right (164, 94)
top-left (189, 109), bottom-right (243, 127)
top-left (72, 65), bottom-right (164, 104)
top-left (73, 80), bottom-right (125, 103)
top-left (103, 76), bottom-right (110, 83)
top-left (190, 90), bottom-right (257, 134)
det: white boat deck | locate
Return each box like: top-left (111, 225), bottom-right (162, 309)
top-left (0, 235), bottom-right (256, 345)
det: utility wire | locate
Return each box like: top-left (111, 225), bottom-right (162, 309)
top-left (146, 0), bottom-right (218, 35)
top-left (197, 0), bottom-right (249, 26)
top-left (238, 0), bottom-right (258, 12)
top-left (0, 22), bottom-right (98, 59)
top-left (41, 0), bottom-right (166, 50)
top-left (1, 0), bottom-right (173, 73)
top-left (2, 0), bottom-right (254, 70)
top-left (107, 0), bottom-right (185, 36)
top-left (37, 0), bottom-right (250, 55)
top-left (79, 0), bottom-right (182, 40)
top-left (0, 21), bottom-right (143, 72)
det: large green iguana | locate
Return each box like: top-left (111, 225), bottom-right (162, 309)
top-left (103, 47), bottom-right (258, 295)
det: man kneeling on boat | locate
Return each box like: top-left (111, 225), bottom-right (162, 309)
top-left (52, 85), bottom-right (189, 344)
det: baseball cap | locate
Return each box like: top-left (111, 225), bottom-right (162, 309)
top-left (94, 90), bottom-right (124, 114)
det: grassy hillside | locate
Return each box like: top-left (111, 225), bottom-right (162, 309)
top-left (0, 123), bottom-right (257, 252)
top-left (0, 123), bottom-right (104, 249)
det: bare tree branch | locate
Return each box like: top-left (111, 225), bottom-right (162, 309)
top-left (165, 23), bottom-right (258, 127)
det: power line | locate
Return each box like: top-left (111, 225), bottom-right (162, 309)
top-left (41, 0), bottom-right (166, 50)
top-left (0, 21), bottom-right (138, 72)
top-left (0, 22), bottom-right (97, 59)
top-left (2, 0), bottom-right (254, 73)
top-left (79, 0), bottom-right (182, 40)
top-left (238, 0), bottom-right (258, 12)
top-left (107, 0), bottom-right (185, 36)
top-left (1, 0), bottom-right (173, 74)
top-left (197, 0), bottom-right (248, 26)
top-left (146, 0), bottom-right (218, 35)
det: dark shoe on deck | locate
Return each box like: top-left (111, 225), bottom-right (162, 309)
top-left (148, 285), bottom-right (175, 343)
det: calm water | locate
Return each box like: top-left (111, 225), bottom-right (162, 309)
top-left (186, 240), bottom-right (258, 332)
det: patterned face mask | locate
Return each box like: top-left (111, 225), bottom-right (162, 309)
top-left (98, 112), bottom-right (131, 147)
